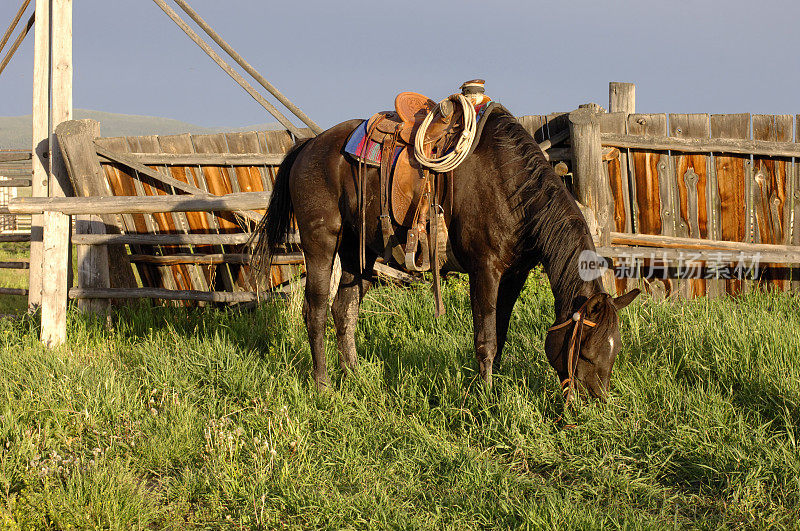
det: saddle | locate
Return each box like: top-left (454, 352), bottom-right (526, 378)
top-left (348, 80), bottom-right (496, 315)
top-left (366, 92), bottom-right (465, 227)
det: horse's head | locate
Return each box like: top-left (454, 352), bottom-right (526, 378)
top-left (545, 289), bottom-right (640, 401)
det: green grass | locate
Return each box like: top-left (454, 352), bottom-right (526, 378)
top-left (0, 272), bottom-right (798, 529)
top-left (0, 243), bottom-right (29, 315)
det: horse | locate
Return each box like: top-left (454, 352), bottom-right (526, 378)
top-left (250, 103), bottom-right (640, 400)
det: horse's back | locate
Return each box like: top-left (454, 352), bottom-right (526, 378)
top-left (289, 119), bottom-right (364, 234)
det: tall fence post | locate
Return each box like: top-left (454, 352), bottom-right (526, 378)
top-left (609, 82), bottom-right (636, 115)
top-left (41, 211), bottom-right (70, 347)
top-left (55, 119), bottom-right (135, 305)
top-left (570, 107), bottom-right (617, 293)
top-left (50, 0), bottom-right (72, 198)
top-left (29, 0), bottom-right (51, 307)
top-left (569, 108), bottom-right (614, 247)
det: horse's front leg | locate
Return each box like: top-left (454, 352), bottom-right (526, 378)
top-left (493, 271), bottom-right (527, 374)
top-left (469, 268), bottom-right (501, 386)
top-left (331, 248), bottom-right (373, 373)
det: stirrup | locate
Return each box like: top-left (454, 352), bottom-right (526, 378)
top-left (404, 225), bottom-right (430, 271)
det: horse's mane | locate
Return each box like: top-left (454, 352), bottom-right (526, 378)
top-left (489, 108), bottom-right (601, 309)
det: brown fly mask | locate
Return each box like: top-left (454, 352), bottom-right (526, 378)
top-left (545, 289), bottom-right (640, 402)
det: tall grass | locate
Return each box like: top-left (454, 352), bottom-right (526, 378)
top-left (0, 243), bottom-right (28, 315)
top-left (0, 272), bottom-right (798, 528)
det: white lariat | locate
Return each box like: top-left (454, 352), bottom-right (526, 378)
top-left (413, 94), bottom-right (478, 173)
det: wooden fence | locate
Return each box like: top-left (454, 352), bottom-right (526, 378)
top-left (52, 120), bottom-right (305, 305)
top-left (9, 193), bottom-right (282, 344)
top-left (9, 81), bottom-right (800, 346)
top-left (0, 149), bottom-right (32, 299)
top-left (567, 92), bottom-right (800, 298)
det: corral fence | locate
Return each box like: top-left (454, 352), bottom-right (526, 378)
top-left (0, 149), bottom-right (32, 299)
top-left (565, 83), bottom-right (800, 299)
top-left (8, 82), bottom-right (800, 345)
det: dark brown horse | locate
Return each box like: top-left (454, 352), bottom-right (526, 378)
top-left (251, 105), bottom-right (639, 399)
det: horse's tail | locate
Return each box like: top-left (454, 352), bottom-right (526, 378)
top-left (249, 137), bottom-right (312, 281)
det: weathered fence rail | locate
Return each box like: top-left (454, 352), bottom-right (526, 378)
top-left (8, 192), bottom-right (291, 346)
top-left (0, 150), bottom-right (33, 297)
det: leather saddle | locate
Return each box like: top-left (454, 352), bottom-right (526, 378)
top-left (351, 80), bottom-right (494, 318)
top-left (365, 92), bottom-right (464, 227)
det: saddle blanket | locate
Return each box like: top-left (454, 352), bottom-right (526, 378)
top-left (344, 99), bottom-right (493, 167)
top-left (343, 120), bottom-right (400, 167)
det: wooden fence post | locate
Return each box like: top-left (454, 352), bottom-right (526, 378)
top-left (570, 107), bottom-right (617, 292)
top-left (609, 82), bottom-right (635, 115)
top-left (29, 0), bottom-right (51, 307)
top-left (74, 215), bottom-right (109, 314)
top-left (569, 108), bottom-right (614, 246)
top-left (50, 0), bottom-right (72, 198)
top-left (55, 119), bottom-right (136, 298)
top-left (41, 211), bottom-right (70, 347)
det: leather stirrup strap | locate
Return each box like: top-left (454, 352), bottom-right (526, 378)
top-left (359, 117), bottom-right (386, 274)
top-left (429, 171), bottom-right (445, 317)
top-left (378, 125), bottom-right (406, 266)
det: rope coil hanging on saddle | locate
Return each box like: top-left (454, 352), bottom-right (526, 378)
top-left (413, 94), bottom-right (478, 173)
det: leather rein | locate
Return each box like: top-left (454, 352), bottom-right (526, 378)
top-left (547, 305), bottom-right (597, 403)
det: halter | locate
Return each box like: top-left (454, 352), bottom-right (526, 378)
top-left (547, 304), bottom-right (598, 403)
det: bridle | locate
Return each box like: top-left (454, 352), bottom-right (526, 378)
top-left (547, 302), bottom-right (598, 403)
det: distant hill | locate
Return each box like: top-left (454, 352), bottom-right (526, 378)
top-left (0, 109), bottom-right (283, 149)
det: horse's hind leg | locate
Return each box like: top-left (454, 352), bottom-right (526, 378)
top-left (299, 224), bottom-right (340, 389)
top-left (331, 245), bottom-right (373, 373)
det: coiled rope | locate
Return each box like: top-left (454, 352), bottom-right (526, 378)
top-left (413, 94), bottom-right (477, 173)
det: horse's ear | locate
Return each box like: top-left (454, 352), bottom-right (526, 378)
top-left (584, 293), bottom-right (609, 316)
top-left (612, 289), bottom-right (641, 310)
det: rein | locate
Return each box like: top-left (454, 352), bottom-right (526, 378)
top-left (547, 305), bottom-right (597, 403)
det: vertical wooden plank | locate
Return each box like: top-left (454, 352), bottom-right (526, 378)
top-left (608, 82), bottom-right (635, 115)
top-left (670, 114), bottom-right (714, 298)
top-left (600, 112), bottom-right (633, 295)
top-left (156, 134), bottom-right (213, 293)
top-left (752, 115), bottom-right (792, 291)
top-left (75, 215), bottom-right (110, 314)
top-left (518, 115), bottom-right (549, 143)
top-left (29, 0), bottom-right (50, 307)
top-left (41, 212), bottom-right (70, 347)
top-left (710, 113), bottom-right (751, 294)
top-left (600, 113), bottom-right (633, 234)
top-left (132, 135), bottom-right (197, 297)
top-left (50, 0), bottom-right (72, 198)
top-left (627, 114), bottom-right (670, 235)
top-left (627, 114), bottom-right (672, 296)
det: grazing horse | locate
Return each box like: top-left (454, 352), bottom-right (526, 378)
top-left (251, 105), bottom-right (639, 400)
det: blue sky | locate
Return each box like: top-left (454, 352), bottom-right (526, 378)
top-left (0, 1), bottom-right (797, 129)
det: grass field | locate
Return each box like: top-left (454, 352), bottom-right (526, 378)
top-left (0, 270), bottom-right (798, 529)
top-left (0, 242), bottom-right (29, 315)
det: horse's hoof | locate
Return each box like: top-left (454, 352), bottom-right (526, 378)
top-left (339, 360), bottom-right (358, 375)
top-left (314, 376), bottom-right (331, 391)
